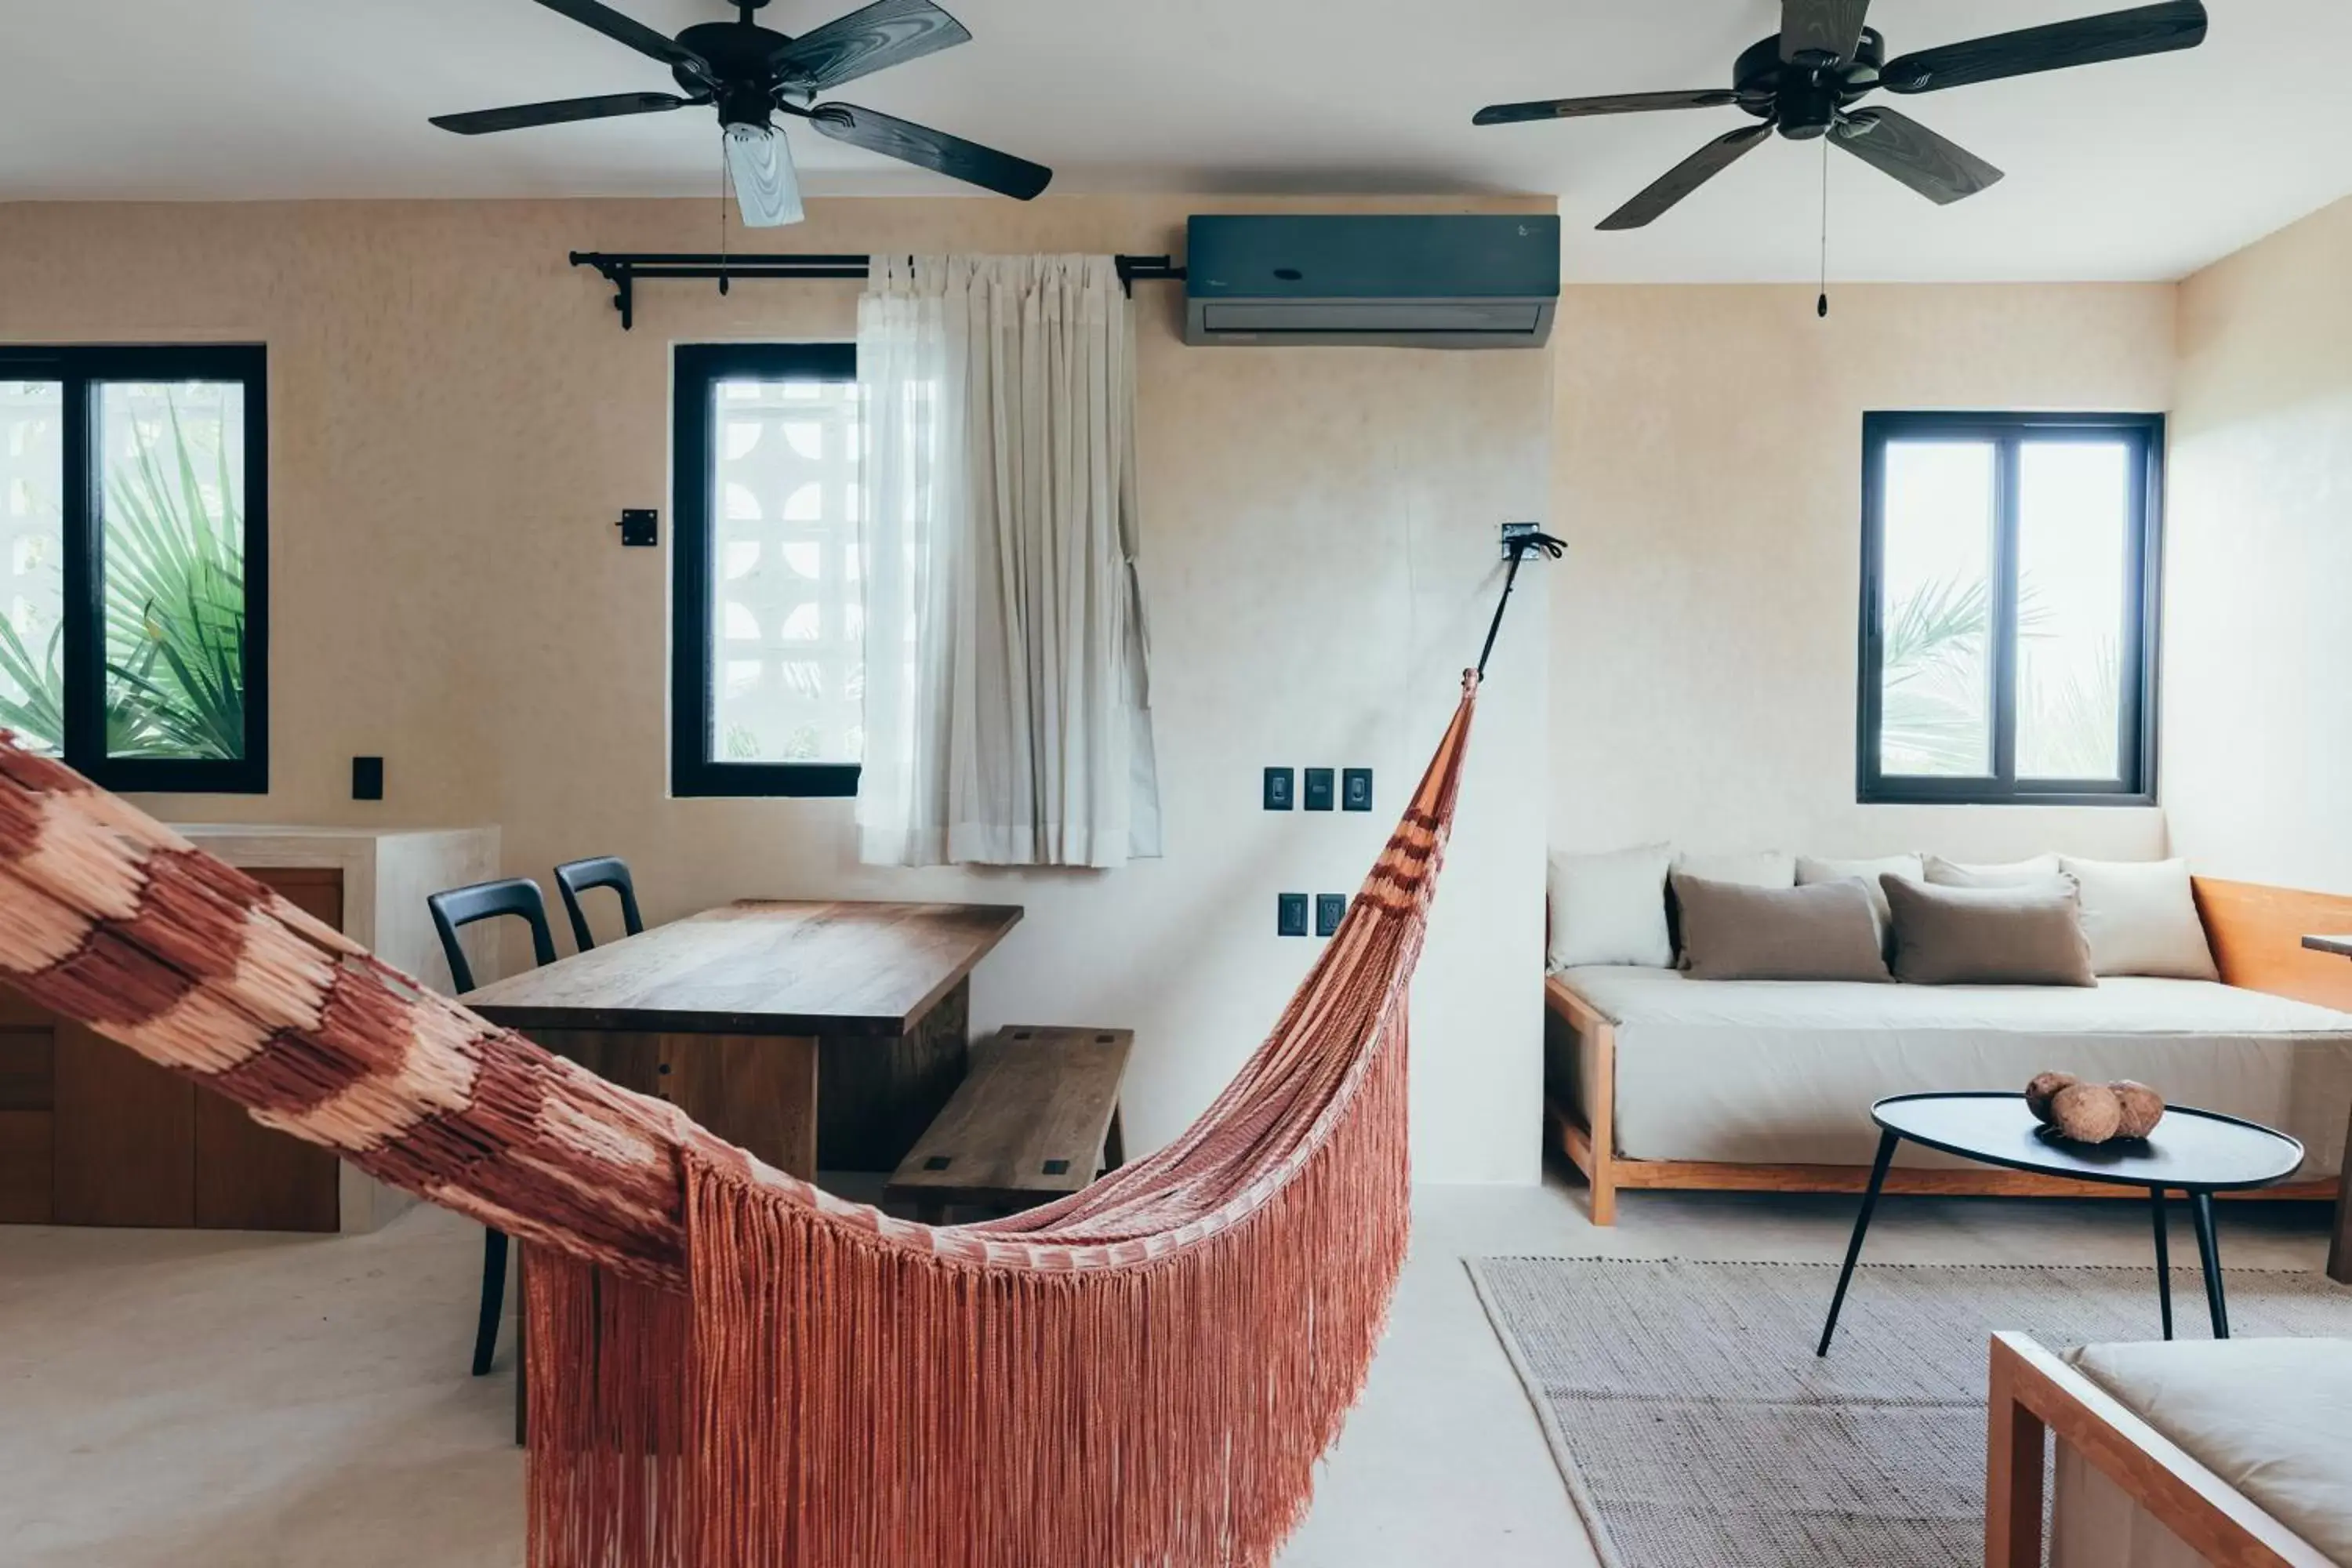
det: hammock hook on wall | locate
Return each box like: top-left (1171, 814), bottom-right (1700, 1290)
top-left (1476, 524), bottom-right (1567, 678)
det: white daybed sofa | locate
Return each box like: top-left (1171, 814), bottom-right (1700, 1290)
top-left (1544, 871), bottom-right (2352, 1247)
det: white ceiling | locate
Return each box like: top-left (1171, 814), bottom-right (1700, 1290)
top-left (5, 0), bottom-right (2348, 281)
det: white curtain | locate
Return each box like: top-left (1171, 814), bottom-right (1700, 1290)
top-left (855, 255), bottom-right (1162, 868)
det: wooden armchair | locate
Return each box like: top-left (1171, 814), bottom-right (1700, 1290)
top-left (1987, 1332), bottom-right (2344, 1568)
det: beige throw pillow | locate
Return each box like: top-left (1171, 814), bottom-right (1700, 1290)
top-left (2058, 856), bottom-right (2220, 979)
top-left (1923, 853), bottom-right (2063, 888)
top-left (1674, 876), bottom-right (1890, 982)
top-left (1547, 844), bottom-right (1675, 969)
top-left (1882, 875), bottom-right (2096, 986)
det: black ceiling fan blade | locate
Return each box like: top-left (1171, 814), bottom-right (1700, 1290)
top-left (1881, 0), bottom-right (2206, 93)
top-left (430, 91), bottom-right (696, 135)
top-left (808, 103), bottom-right (1051, 199)
top-left (1781, 0), bottom-right (1872, 65)
top-left (1473, 89), bottom-right (1738, 127)
top-left (530, 0), bottom-right (711, 76)
top-left (1832, 108), bottom-right (2004, 204)
top-left (1597, 122), bottom-right (1772, 230)
top-left (771, 0), bottom-right (971, 95)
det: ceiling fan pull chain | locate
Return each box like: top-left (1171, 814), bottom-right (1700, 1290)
top-left (717, 131), bottom-right (732, 296)
top-left (1817, 138), bottom-right (1831, 320)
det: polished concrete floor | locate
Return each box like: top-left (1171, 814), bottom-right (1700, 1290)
top-left (0, 1171), bottom-right (2335, 1567)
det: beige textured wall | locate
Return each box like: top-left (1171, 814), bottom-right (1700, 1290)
top-left (2164, 197), bottom-right (2352, 894)
top-left (0, 195), bottom-right (1555, 1182)
top-left (1548, 282), bottom-right (2178, 863)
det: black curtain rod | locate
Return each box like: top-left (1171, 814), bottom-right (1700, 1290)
top-left (567, 251), bottom-right (1186, 330)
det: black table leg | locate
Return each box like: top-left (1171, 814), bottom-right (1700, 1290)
top-left (2189, 1190), bottom-right (2230, 1339)
top-left (2149, 1187), bottom-right (2173, 1341)
top-left (1817, 1128), bottom-right (1900, 1357)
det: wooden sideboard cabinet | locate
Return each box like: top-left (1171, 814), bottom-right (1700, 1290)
top-left (0, 825), bottom-right (498, 1233)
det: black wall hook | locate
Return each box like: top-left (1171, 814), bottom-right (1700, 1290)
top-left (1476, 527), bottom-right (1567, 679)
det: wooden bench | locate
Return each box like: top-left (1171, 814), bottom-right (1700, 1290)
top-left (884, 1025), bottom-right (1132, 1223)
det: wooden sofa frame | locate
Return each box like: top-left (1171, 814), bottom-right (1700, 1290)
top-left (1987, 1331), bottom-right (2334, 1568)
top-left (1544, 877), bottom-right (2352, 1282)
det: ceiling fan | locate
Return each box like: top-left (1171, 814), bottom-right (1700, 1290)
top-left (430, 0), bottom-right (1051, 227)
top-left (1472, 0), bottom-right (2208, 230)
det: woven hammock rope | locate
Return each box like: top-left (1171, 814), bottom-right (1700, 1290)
top-left (0, 675), bottom-right (1477, 1568)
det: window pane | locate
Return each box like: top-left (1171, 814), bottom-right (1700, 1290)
top-left (97, 382), bottom-right (250, 761)
top-left (710, 376), bottom-right (862, 764)
top-left (0, 383), bottom-right (65, 753)
top-left (2016, 441), bottom-right (2130, 780)
top-left (1878, 441), bottom-right (1996, 777)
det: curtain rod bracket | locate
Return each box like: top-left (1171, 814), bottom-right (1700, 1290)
top-left (566, 252), bottom-right (1187, 327)
top-left (568, 252), bottom-right (636, 330)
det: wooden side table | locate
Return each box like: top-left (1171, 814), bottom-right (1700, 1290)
top-left (2298, 933), bottom-right (2352, 1283)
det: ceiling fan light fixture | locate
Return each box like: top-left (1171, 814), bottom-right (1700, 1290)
top-left (724, 121), bottom-right (804, 227)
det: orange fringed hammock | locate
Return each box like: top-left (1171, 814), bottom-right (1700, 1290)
top-left (0, 675), bottom-right (1477, 1568)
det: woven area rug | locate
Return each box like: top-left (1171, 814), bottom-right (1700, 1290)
top-left (1468, 1258), bottom-right (2352, 1568)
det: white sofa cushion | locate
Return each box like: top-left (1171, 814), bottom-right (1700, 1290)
top-left (1673, 850), bottom-right (1794, 889)
top-left (1797, 853), bottom-right (1926, 934)
top-left (1548, 844), bottom-right (1673, 969)
top-left (1555, 966), bottom-right (2352, 1174)
top-left (2060, 856), bottom-right (2221, 979)
top-left (2067, 1338), bottom-right (2352, 1566)
top-left (1923, 853), bottom-right (2063, 887)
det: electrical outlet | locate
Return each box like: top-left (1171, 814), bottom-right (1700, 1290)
top-left (1262, 766), bottom-right (1294, 811)
top-left (1341, 768), bottom-right (1373, 811)
top-left (1501, 521), bottom-right (1541, 557)
top-left (1303, 768), bottom-right (1335, 811)
top-left (1277, 892), bottom-right (1309, 937)
top-left (1316, 893), bottom-right (1348, 938)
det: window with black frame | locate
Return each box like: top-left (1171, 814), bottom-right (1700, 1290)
top-left (1858, 410), bottom-right (2161, 806)
top-left (671, 343), bottom-right (864, 798)
top-left (0, 345), bottom-right (268, 793)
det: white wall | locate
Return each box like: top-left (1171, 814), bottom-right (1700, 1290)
top-left (1549, 282), bottom-right (2178, 865)
top-left (0, 195), bottom-right (1553, 1184)
top-left (2164, 196), bottom-right (2352, 893)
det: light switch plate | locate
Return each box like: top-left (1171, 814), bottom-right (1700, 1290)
top-left (1341, 768), bottom-right (1373, 811)
top-left (1303, 768), bottom-right (1335, 811)
top-left (1277, 892), bottom-right (1309, 937)
top-left (1263, 766), bottom-right (1295, 811)
top-left (1315, 893), bottom-right (1348, 938)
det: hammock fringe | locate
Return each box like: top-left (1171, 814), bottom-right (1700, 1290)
top-left (529, 1032), bottom-right (1409, 1568)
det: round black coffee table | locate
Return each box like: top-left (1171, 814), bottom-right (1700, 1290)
top-left (1815, 1091), bottom-right (2304, 1356)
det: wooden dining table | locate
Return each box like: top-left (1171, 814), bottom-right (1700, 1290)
top-left (464, 899), bottom-right (1024, 1179)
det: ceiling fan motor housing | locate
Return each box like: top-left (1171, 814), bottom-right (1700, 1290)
top-left (1734, 27), bottom-right (1883, 138)
top-left (675, 17), bottom-right (797, 123)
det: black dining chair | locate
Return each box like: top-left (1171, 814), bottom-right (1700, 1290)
top-left (551, 855), bottom-right (644, 953)
top-left (426, 877), bottom-right (558, 1378)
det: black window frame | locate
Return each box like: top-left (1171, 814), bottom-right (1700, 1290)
top-left (670, 341), bottom-right (862, 798)
top-left (0, 343), bottom-right (270, 794)
top-left (1857, 409), bottom-right (2162, 808)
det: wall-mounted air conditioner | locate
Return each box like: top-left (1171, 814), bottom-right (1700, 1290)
top-left (1183, 214), bottom-right (1560, 349)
